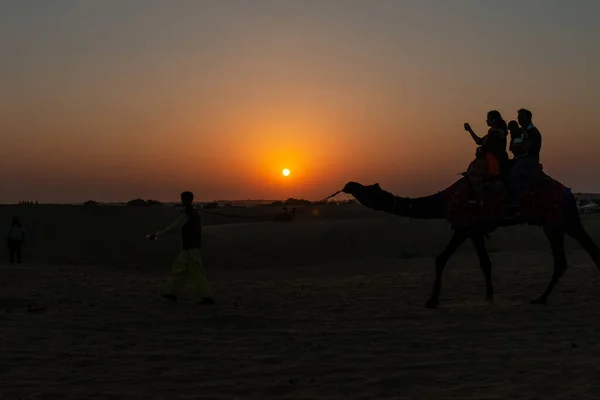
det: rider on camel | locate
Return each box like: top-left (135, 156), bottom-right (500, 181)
top-left (464, 110), bottom-right (510, 206)
top-left (508, 108), bottom-right (542, 215)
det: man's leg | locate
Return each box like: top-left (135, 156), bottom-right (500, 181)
top-left (509, 159), bottom-right (525, 208)
top-left (162, 251), bottom-right (189, 300)
top-left (8, 240), bottom-right (15, 264)
top-left (509, 157), bottom-right (540, 212)
top-left (187, 248), bottom-right (214, 304)
top-left (15, 241), bottom-right (22, 264)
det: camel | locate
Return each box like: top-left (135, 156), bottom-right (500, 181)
top-left (342, 175), bottom-right (600, 308)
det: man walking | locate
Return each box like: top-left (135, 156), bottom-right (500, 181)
top-left (147, 191), bottom-right (215, 305)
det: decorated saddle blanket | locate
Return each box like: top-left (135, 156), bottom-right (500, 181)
top-left (442, 166), bottom-right (571, 227)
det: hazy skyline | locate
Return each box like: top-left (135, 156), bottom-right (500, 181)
top-left (2, 0), bottom-right (599, 203)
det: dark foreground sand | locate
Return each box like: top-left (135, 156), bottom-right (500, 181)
top-left (2, 209), bottom-right (600, 399)
top-left (2, 255), bottom-right (600, 398)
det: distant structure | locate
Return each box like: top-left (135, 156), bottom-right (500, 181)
top-left (203, 201), bottom-right (219, 210)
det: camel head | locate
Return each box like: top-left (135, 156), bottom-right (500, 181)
top-left (342, 181), bottom-right (393, 211)
top-left (342, 181), bottom-right (382, 195)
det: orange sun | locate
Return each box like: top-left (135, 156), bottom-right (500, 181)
top-left (282, 168), bottom-right (291, 177)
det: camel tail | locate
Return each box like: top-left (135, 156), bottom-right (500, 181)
top-left (564, 190), bottom-right (584, 232)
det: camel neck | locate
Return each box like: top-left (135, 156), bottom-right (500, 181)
top-left (388, 194), bottom-right (446, 219)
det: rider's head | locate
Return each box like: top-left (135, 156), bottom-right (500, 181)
top-left (486, 110), bottom-right (507, 133)
top-left (486, 110), bottom-right (502, 127)
top-left (517, 108), bottom-right (533, 127)
top-left (180, 191), bottom-right (194, 207)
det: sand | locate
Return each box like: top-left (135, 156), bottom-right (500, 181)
top-left (2, 206), bottom-right (600, 399)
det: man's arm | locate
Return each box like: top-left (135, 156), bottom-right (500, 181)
top-left (155, 213), bottom-right (188, 238)
top-left (513, 130), bottom-right (540, 152)
top-left (511, 141), bottom-right (527, 153)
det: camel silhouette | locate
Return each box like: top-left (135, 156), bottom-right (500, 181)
top-left (342, 176), bottom-right (600, 308)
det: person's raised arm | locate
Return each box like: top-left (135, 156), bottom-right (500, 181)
top-left (147, 213), bottom-right (188, 241)
top-left (464, 123), bottom-right (483, 145)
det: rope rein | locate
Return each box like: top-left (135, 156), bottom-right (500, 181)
top-left (202, 189), bottom-right (343, 221)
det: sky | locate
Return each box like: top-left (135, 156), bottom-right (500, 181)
top-left (1, 0), bottom-right (599, 203)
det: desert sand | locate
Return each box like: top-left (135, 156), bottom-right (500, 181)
top-left (2, 204), bottom-right (600, 399)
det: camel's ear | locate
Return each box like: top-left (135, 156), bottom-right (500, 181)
top-left (374, 183), bottom-right (380, 188)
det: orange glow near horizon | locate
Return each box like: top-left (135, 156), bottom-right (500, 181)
top-left (2, 2), bottom-right (600, 203)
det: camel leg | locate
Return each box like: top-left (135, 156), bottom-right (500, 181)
top-left (425, 229), bottom-right (469, 308)
top-left (567, 223), bottom-right (600, 270)
top-left (531, 226), bottom-right (568, 305)
top-left (471, 234), bottom-right (493, 303)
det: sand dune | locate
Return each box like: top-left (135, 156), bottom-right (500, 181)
top-left (2, 206), bottom-right (600, 398)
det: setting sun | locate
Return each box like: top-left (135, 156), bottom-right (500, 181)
top-left (282, 168), bottom-right (291, 177)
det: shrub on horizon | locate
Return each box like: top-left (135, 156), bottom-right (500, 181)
top-left (284, 198), bottom-right (311, 206)
top-left (126, 198), bottom-right (147, 206)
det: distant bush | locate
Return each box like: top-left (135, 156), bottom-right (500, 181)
top-left (126, 198), bottom-right (147, 206)
top-left (285, 198), bottom-right (312, 206)
top-left (270, 200), bottom-right (284, 206)
top-left (146, 199), bottom-right (163, 206)
top-left (83, 200), bottom-right (99, 206)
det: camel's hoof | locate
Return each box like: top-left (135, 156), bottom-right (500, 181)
top-left (485, 298), bottom-right (494, 305)
top-left (425, 299), bottom-right (439, 309)
top-left (530, 298), bottom-right (547, 305)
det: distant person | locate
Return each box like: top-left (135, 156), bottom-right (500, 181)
top-left (463, 110), bottom-right (509, 206)
top-left (7, 216), bottom-right (25, 264)
top-left (274, 206), bottom-right (296, 222)
top-left (147, 191), bottom-right (215, 305)
top-left (508, 108), bottom-right (542, 214)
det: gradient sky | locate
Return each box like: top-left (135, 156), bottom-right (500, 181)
top-left (1, 0), bottom-right (599, 203)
